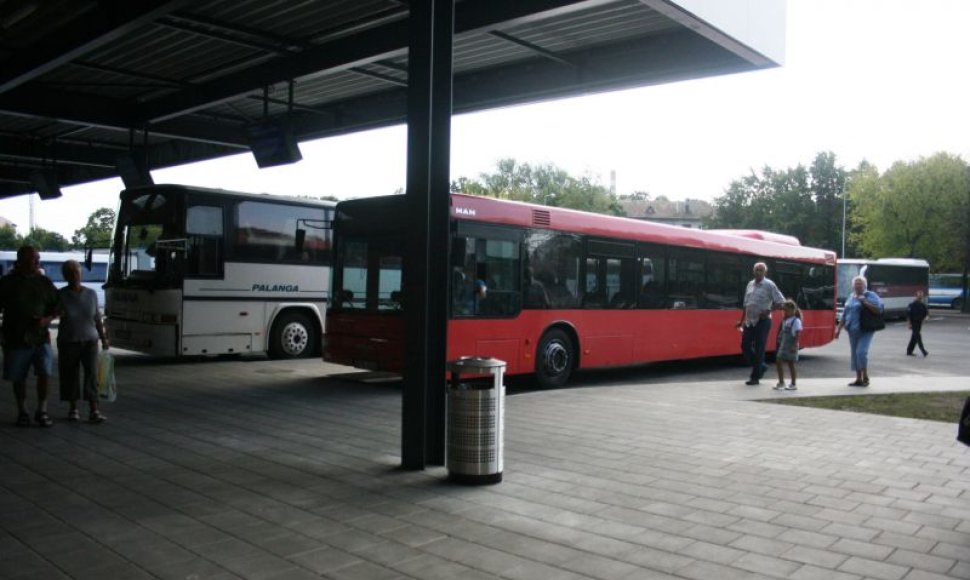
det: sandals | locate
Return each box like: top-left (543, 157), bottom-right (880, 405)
top-left (34, 411), bottom-right (53, 428)
top-left (88, 411), bottom-right (106, 424)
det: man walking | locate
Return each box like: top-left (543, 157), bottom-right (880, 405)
top-left (736, 262), bottom-right (785, 385)
top-left (0, 246), bottom-right (60, 427)
top-left (906, 290), bottom-right (929, 357)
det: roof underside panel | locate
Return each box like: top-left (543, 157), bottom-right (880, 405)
top-left (0, 0), bottom-right (785, 198)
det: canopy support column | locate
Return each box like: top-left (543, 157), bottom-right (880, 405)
top-left (402, 0), bottom-right (454, 469)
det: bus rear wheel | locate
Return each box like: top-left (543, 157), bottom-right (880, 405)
top-left (535, 328), bottom-right (575, 388)
top-left (269, 311), bottom-right (318, 359)
top-left (953, 298), bottom-right (964, 311)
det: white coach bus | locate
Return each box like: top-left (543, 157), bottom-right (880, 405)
top-left (105, 184), bottom-right (334, 358)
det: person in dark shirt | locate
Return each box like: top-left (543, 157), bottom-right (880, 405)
top-left (906, 290), bottom-right (929, 357)
top-left (0, 246), bottom-right (60, 427)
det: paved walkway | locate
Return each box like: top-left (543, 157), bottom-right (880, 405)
top-left (1, 355), bottom-right (968, 580)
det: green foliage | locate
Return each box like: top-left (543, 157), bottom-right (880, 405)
top-left (22, 227), bottom-right (69, 251)
top-left (706, 152), bottom-right (849, 254)
top-left (848, 153), bottom-right (969, 271)
top-left (451, 158), bottom-right (625, 217)
top-left (71, 207), bottom-right (116, 249)
top-left (0, 225), bottom-right (19, 249)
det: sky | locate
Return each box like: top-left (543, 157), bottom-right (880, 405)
top-left (3, 0), bottom-right (969, 239)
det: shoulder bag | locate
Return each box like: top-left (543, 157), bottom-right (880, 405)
top-left (859, 294), bottom-right (885, 332)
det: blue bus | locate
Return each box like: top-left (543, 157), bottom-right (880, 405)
top-left (928, 273), bottom-right (967, 310)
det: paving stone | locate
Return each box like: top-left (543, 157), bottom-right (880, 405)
top-left (871, 532), bottom-right (936, 555)
top-left (790, 564), bottom-right (863, 580)
top-left (782, 545), bottom-right (851, 569)
top-left (838, 556), bottom-right (910, 580)
top-left (732, 552), bottom-right (802, 577)
top-left (677, 541), bottom-right (745, 566)
top-left (830, 538), bottom-right (894, 560)
top-left (886, 549), bottom-right (955, 575)
top-left (822, 522), bottom-right (881, 542)
top-left (777, 529), bottom-right (839, 549)
top-left (728, 533), bottom-right (795, 557)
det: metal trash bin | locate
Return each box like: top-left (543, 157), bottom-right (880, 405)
top-left (445, 357), bottom-right (506, 484)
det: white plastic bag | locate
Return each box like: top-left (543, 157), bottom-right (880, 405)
top-left (96, 351), bottom-right (117, 402)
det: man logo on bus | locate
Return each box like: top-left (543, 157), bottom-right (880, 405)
top-left (252, 284), bottom-right (299, 292)
top-left (455, 207), bottom-right (476, 216)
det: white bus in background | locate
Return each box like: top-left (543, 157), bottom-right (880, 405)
top-left (105, 184), bottom-right (334, 358)
top-left (0, 250), bottom-right (110, 309)
top-left (837, 258), bottom-right (929, 320)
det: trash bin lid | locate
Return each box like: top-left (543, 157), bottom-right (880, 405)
top-left (447, 356), bottom-right (506, 374)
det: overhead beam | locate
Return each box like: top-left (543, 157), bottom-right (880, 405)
top-left (488, 30), bottom-right (576, 67)
top-left (0, 88), bottom-right (249, 148)
top-left (159, 12), bottom-right (308, 53)
top-left (0, 136), bottom-right (120, 168)
top-left (0, 0), bottom-right (193, 94)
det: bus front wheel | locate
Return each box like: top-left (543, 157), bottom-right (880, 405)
top-left (535, 328), bottom-right (575, 388)
top-left (269, 311), bottom-right (319, 359)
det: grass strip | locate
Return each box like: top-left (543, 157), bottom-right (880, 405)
top-left (764, 391), bottom-right (970, 423)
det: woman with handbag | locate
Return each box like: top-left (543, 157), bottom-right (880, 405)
top-left (57, 260), bottom-right (109, 423)
top-left (835, 275), bottom-right (884, 387)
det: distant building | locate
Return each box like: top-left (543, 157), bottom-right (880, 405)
top-left (618, 198), bottom-right (713, 228)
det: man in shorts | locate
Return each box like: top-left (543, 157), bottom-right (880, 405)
top-left (0, 246), bottom-right (60, 427)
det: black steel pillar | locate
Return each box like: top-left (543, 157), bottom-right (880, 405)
top-left (402, 0), bottom-right (454, 469)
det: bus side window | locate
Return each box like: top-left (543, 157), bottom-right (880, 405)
top-left (524, 230), bottom-right (580, 309)
top-left (186, 205), bottom-right (224, 278)
top-left (637, 245), bottom-right (666, 309)
top-left (667, 250), bottom-right (704, 309)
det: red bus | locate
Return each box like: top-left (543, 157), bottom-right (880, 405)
top-left (324, 194), bottom-right (837, 387)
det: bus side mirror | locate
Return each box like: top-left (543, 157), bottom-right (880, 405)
top-left (84, 247), bottom-right (94, 271)
top-left (295, 229), bottom-right (306, 253)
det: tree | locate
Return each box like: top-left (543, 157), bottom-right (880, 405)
top-left (452, 158), bottom-right (625, 216)
top-left (0, 225), bottom-right (21, 249)
top-left (23, 227), bottom-right (69, 251)
top-left (71, 208), bottom-right (116, 249)
top-left (706, 152), bottom-right (851, 254)
top-left (848, 153), bottom-right (970, 271)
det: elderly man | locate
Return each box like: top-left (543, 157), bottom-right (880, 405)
top-left (736, 261), bottom-right (785, 385)
top-left (0, 246), bottom-right (60, 427)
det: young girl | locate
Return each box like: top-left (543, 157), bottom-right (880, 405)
top-left (774, 300), bottom-right (803, 391)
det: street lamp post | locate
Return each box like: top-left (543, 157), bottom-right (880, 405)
top-left (841, 187), bottom-right (847, 258)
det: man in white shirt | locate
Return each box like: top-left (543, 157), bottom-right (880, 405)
top-left (736, 262), bottom-right (785, 385)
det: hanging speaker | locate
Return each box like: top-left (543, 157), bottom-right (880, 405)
top-left (29, 170), bottom-right (62, 200)
top-left (116, 153), bottom-right (154, 189)
top-left (246, 116), bottom-right (303, 168)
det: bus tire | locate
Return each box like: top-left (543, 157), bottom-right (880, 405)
top-left (535, 328), bottom-right (575, 388)
top-left (953, 298), bottom-right (964, 310)
top-left (269, 311), bottom-right (318, 359)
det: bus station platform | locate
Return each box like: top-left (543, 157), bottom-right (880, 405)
top-left (2, 344), bottom-right (969, 579)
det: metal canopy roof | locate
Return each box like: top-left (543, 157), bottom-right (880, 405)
top-left (0, 0), bottom-right (781, 199)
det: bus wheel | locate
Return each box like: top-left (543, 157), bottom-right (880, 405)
top-left (270, 311), bottom-right (318, 359)
top-left (953, 298), bottom-right (964, 310)
top-left (536, 328), bottom-right (575, 388)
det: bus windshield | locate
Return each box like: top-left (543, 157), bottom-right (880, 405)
top-left (110, 191), bottom-right (184, 289)
top-left (837, 263), bottom-right (864, 302)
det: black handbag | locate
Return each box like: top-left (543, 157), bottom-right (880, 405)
top-left (859, 300), bottom-right (885, 332)
top-left (958, 398), bottom-right (970, 446)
